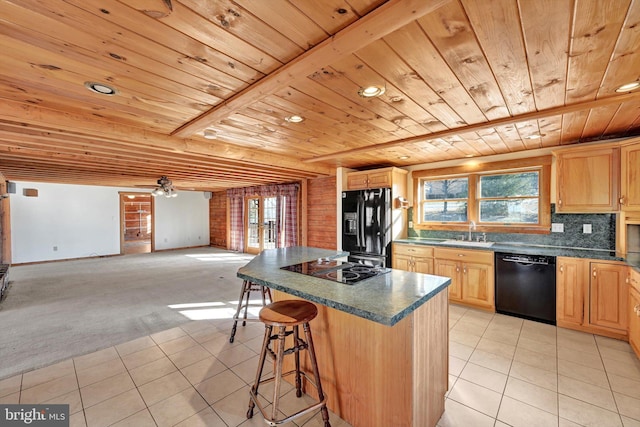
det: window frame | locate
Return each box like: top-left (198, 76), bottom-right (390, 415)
top-left (412, 156), bottom-right (551, 234)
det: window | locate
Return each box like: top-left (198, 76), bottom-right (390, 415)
top-left (412, 157), bottom-right (551, 233)
top-left (421, 178), bottom-right (468, 222)
top-left (478, 172), bottom-right (539, 224)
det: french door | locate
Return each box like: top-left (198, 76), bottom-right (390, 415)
top-left (245, 196), bottom-right (278, 254)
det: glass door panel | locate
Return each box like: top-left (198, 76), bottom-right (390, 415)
top-left (245, 196), bottom-right (278, 254)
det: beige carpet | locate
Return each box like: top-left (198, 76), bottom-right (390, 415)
top-left (0, 247), bottom-right (255, 380)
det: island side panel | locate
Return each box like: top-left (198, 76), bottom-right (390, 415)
top-left (412, 289), bottom-right (449, 427)
top-left (273, 289), bottom-right (447, 427)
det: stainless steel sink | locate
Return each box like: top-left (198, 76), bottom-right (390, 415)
top-left (440, 240), bottom-right (495, 248)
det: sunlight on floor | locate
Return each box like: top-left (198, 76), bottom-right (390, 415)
top-left (168, 299), bottom-right (263, 320)
top-left (184, 253), bottom-right (255, 262)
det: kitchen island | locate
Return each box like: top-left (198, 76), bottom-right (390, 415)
top-left (237, 246), bottom-right (451, 427)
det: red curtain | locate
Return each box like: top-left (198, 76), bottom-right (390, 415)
top-left (226, 183), bottom-right (299, 253)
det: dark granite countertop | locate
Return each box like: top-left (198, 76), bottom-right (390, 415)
top-left (394, 238), bottom-right (626, 262)
top-left (236, 246), bottom-right (450, 326)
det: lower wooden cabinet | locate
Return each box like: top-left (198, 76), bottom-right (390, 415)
top-left (393, 244), bottom-right (495, 311)
top-left (392, 243), bottom-right (433, 274)
top-left (433, 247), bottom-right (494, 311)
top-left (629, 286), bottom-right (640, 358)
top-left (557, 257), bottom-right (628, 338)
top-left (629, 268), bottom-right (640, 358)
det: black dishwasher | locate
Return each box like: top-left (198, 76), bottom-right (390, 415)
top-left (495, 252), bottom-right (557, 325)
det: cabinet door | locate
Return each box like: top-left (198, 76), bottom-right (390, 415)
top-left (435, 259), bottom-right (461, 301)
top-left (621, 143), bottom-right (640, 211)
top-left (630, 287), bottom-right (640, 358)
top-left (413, 256), bottom-right (434, 275)
top-left (462, 262), bottom-right (494, 309)
top-left (556, 147), bottom-right (619, 212)
top-left (556, 257), bottom-right (586, 325)
top-left (366, 171), bottom-right (392, 189)
top-left (346, 172), bottom-right (369, 190)
top-left (589, 262), bottom-right (628, 331)
top-left (393, 253), bottom-right (413, 272)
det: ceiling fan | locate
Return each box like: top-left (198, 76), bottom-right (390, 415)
top-left (151, 176), bottom-right (178, 198)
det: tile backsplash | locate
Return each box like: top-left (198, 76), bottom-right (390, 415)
top-left (408, 204), bottom-right (616, 251)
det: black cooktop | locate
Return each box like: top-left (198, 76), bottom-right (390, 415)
top-left (281, 258), bottom-right (391, 285)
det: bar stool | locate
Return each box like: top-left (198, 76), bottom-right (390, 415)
top-left (229, 280), bottom-right (272, 343)
top-left (247, 300), bottom-right (331, 427)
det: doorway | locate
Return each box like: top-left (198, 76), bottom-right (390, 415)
top-left (120, 193), bottom-right (154, 255)
top-left (245, 196), bottom-right (277, 254)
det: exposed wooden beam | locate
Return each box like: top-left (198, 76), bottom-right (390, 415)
top-left (0, 99), bottom-right (334, 176)
top-left (303, 91), bottom-right (640, 162)
top-left (171, 0), bottom-right (451, 138)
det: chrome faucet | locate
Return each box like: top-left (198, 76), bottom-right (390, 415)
top-left (468, 220), bottom-right (476, 241)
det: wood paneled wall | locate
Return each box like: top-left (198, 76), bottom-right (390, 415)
top-left (307, 176), bottom-right (337, 249)
top-left (209, 191), bottom-right (228, 249)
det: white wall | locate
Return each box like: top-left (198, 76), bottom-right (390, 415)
top-left (10, 182), bottom-right (210, 264)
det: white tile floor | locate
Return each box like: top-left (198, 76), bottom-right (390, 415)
top-left (442, 304), bottom-right (640, 427)
top-left (0, 317), bottom-right (351, 427)
top-left (1, 304), bottom-right (640, 427)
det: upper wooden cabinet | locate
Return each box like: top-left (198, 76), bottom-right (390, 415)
top-left (346, 167), bottom-right (407, 190)
top-left (554, 146), bottom-right (620, 213)
top-left (620, 142), bottom-right (640, 211)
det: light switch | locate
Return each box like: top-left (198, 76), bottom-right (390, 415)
top-left (551, 223), bottom-right (564, 232)
top-left (583, 224), bottom-right (592, 234)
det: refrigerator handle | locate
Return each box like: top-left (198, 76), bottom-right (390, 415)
top-left (355, 197), bottom-right (361, 248)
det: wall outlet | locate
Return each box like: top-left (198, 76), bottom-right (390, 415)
top-left (583, 224), bottom-right (592, 234)
top-left (408, 221), bottom-right (413, 228)
top-left (551, 223), bottom-right (564, 233)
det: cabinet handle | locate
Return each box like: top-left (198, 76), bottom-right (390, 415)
top-left (620, 196), bottom-right (625, 205)
top-left (463, 267), bottom-right (467, 274)
top-left (635, 304), bottom-right (640, 314)
top-left (456, 267), bottom-right (460, 273)
top-left (558, 199), bottom-right (562, 206)
top-left (559, 265), bottom-right (564, 273)
top-left (457, 254), bottom-right (464, 257)
top-left (592, 268), bottom-right (597, 277)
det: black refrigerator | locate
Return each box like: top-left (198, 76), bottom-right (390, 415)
top-left (341, 188), bottom-right (392, 267)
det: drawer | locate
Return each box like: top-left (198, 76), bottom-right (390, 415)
top-left (434, 247), bottom-right (494, 264)
top-left (393, 243), bottom-right (434, 258)
top-left (630, 268), bottom-right (640, 293)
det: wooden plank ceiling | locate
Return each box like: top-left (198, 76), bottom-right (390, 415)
top-left (1, 0), bottom-right (640, 192)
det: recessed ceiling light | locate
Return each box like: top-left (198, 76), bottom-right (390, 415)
top-left (358, 85), bottom-right (386, 98)
top-left (525, 134), bottom-right (542, 140)
top-left (390, 96), bottom-right (403, 102)
top-left (203, 129), bottom-right (217, 139)
top-left (465, 154), bottom-right (475, 158)
top-left (285, 115), bottom-right (304, 123)
top-left (398, 156), bottom-right (410, 160)
top-left (84, 81), bottom-right (117, 96)
top-left (615, 81), bottom-right (640, 92)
